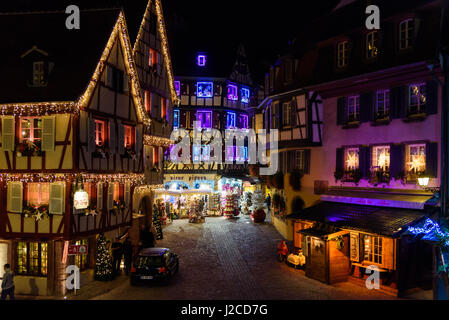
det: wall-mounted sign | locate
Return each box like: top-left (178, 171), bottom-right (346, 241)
top-left (68, 244), bottom-right (88, 255)
top-left (74, 190), bottom-right (89, 210)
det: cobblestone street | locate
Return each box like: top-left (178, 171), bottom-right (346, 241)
top-left (93, 215), bottom-right (400, 300)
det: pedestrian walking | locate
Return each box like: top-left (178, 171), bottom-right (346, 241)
top-left (265, 194), bottom-right (271, 213)
top-left (1, 264), bottom-right (15, 300)
top-left (111, 237), bottom-right (123, 275)
top-left (123, 237), bottom-right (133, 275)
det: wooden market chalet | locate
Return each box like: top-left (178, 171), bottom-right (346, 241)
top-left (0, 0), bottom-right (177, 296)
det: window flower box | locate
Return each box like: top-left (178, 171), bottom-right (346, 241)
top-left (22, 203), bottom-right (51, 220)
top-left (368, 170), bottom-right (390, 186)
top-left (122, 147), bottom-right (137, 160)
top-left (404, 112), bottom-right (426, 122)
top-left (92, 146), bottom-right (109, 159)
top-left (16, 140), bottom-right (43, 157)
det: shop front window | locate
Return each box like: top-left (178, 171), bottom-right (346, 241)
top-left (372, 146), bottom-right (390, 172)
top-left (364, 235), bottom-right (382, 265)
top-left (16, 242), bottom-right (48, 276)
top-left (345, 148), bottom-right (359, 171)
top-left (406, 144), bottom-right (426, 178)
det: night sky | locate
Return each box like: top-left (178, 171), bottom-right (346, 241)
top-left (0, 0), bottom-right (340, 84)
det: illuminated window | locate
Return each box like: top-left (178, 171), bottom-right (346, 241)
top-left (26, 183), bottom-right (50, 207)
top-left (240, 114), bottom-right (249, 129)
top-left (241, 88), bottom-right (250, 103)
top-left (16, 242), bottom-right (48, 276)
top-left (372, 146), bottom-right (390, 171)
top-left (236, 146), bottom-right (248, 162)
top-left (95, 120), bottom-right (106, 147)
top-left (202, 145), bottom-right (210, 162)
top-left (124, 125), bottom-right (135, 149)
top-left (347, 96), bottom-right (360, 122)
top-left (196, 82), bottom-right (213, 98)
top-left (406, 144), bottom-right (426, 173)
top-left (364, 235), bottom-right (382, 265)
top-left (75, 239), bottom-right (89, 271)
top-left (226, 112), bottom-right (236, 128)
top-left (337, 41), bottom-right (349, 68)
top-left (226, 146), bottom-right (236, 162)
top-left (197, 54), bottom-right (207, 66)
top-left (149, 48), bottom-right (158, 67)
top-left (20, 117), bottom-right (42, 142)
top-left (153, 146), bottom-right (159, 167)
top-left (113, 182), bottom-right (120, 202)
top-left (33, 61), bottom-right (45, 86)
top-left (161, 97), bottom-right (167, 119)
top-left (296, 150), bottom-right (305, 170)
top-left (174, 81), bottom-right (181, 96)
top-left (345, 148), bottom-right (359, 171)
top-left (227, 84), bottom-right (238, 101)
top-left (399, 19), bottom-right (414, 50)
top-left (366, 31), bottom-right (378, 59)
top-left (193, 145), bottom-right (210, 162)
top-left (375, 90), bottom-right (390, 119)
top-left (408, 83), bottom-right (426, 115)
top-left (196, 111), bottom-right (212, 128)
top-left (145, 91), bottom-right (152, 113)
top-left (173, 109), bottom-right (180, 128)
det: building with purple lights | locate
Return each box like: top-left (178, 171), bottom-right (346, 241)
top-left (164, 44), bottom-right (261, 192)
top-left (259, 0), bottom-right (442, 297)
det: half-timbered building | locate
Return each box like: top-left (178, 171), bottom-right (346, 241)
top-left (0, 8), bottom-right (153, 296)
top-left (163, 45), bottom-right (260, 192)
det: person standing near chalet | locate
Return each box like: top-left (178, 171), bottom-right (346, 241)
top-left (122, 237), bottom-right (133, 275)
top-left (1, 264), bottom-right (15, 300)
top-left (111, 237), bottom-right (123, 275)
top-left (265, 194), bottom-right (271, 213)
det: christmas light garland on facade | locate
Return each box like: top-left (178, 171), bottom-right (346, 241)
top-left (133, 0), bottom-right (180, 107)
top-left (0, 172), bottom-right (146, 187)
top-left (144, 134), bottom-right (173, 148)
top-left (0, 101), bottom-right (78, 116)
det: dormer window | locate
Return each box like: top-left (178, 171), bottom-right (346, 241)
top-left (399, 19), bottom-right (414, 50)
top-left (33, 61), bottom-right (45, 86)
top-left (149, 48), bottom-right (158, 67)
top-left (337, 41), bottom-right (349, 68)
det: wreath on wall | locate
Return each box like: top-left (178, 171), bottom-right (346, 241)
top-left (334, 236), bottom-right (345, 250)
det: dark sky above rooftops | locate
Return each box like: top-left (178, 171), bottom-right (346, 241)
top-left (0, 0), bottom-right (339, 85)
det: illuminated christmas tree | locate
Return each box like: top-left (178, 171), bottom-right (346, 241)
top-left (224, 193), bottom-right (235, 219)
top-left (94, 233), bottom-right (113, 281)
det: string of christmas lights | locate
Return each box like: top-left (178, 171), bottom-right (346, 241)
top-left (0, 102), bottom-right (78, 116)
top-left (144, 134), bottom-right (173, 148)
top-left (408, 218), bottom-right (449, 247)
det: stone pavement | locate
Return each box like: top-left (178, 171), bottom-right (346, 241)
top-left (92, 215), bottom-right (414, 300)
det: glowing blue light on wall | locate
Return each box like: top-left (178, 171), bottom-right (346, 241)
top-left (193, 179), bottom-right (214, 190)
top-left (197, 54), bottom-right (207, 67)
top-left (241, 88), bottom-right (250, 103)
top-left (227, 84), bottom-right (238, 101)
top-left (197, 82), bottom-right (213, 98)
top-left (408, 218), bottom-right (449, 246)
top-left (174, 81), bottom-right (180, 96)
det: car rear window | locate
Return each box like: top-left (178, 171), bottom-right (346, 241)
top-left (136, 255), bottom-right (164, 267)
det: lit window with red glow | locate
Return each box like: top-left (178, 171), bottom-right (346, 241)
top-left (145, 90), bottom-right (152, 113)
top-left (161, 97), bottom-right (167, 119)
top-left (20, 117), bottom-right (42, 142)
top-left (95, 119), bottom-right (106, 147)
top-left (153, 146), bottom-right (159, 167)
top-left (124, 125), bottom-right (135, 149)
top-left (149, 48), bottom-right (158, 67)
top-left (26, 183), bottom-right (49, 207)
top-left (113, 183), bottom-right (120, 202)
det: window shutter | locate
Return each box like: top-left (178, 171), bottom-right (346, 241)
top-left (391, 86), bottom-right (407, 118)
top-left (336, 148), bottom-right (344, 171)
top-left (350, 233), bottom-right (360, 262)
top-left (106, 66), bottom-right (114, 88)
top-left (360, 92), bottom-right (374, 122)
top-left (109, 120), bottom-right (116, 154)
top-left (144, 45), bottom-right (149, 68)
top-left (390, 143), bottom-right (405, 179)
top-left (125, 181), bottom-right (131, 207)
top-left (359, 146), bottom-right (371, 178)
top-left (49, 183), bottom-right (64, 215)
top-left (97, 182), bottom-right (103, 210)
top-left (1, 116), bottom-right (15, 151)
top-left (426, 80), bottom-right (438, 115)
top-left (303, 149), bottom-right (311, 174)
top-left (135, 124), bottom-right (143, 156)
top-left (107, 183), bottom-right (114, 211)
top-left (426, 142), bottom-right (438, 178)
top-left (123, 74), bottom-right (129, 93)
top-left (337, 97), bottom-right (346, 125)
top-left (41, 116), bottom-right (55, 152)
top-left (88, 117), bottom-right (96, 152)
top-left (118, 121), bottom-right (125, 154)
top-left (7, 182), bottom-right (23, 213)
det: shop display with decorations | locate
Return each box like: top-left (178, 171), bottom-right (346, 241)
top-left (250, 190), bottom-right (267, 223)
top-left (224, 192), bottom-right (236, 219)
top-left (240, 191), bottom-right (252, 215)
top-left (152, 204), bottom-right (163, 240)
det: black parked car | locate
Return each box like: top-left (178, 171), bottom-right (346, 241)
top-left (130, 248), bottom-right (179, 285)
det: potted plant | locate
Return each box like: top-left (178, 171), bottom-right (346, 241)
top-left (334, 169), bottom-right (344, 183)
top-left (351, 168), bottom-right (362, 186)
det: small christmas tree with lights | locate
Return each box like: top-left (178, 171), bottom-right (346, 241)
top-left (94, 233), bottom-right (113, 281)
top-left (241, 192), bottom-right (252, 215)
top-left (153, 204), bottom-right (163, 239)
top-left (224, 192), bottom-right (235, 219)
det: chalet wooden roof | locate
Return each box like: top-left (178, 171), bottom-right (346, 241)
top-left (0, 8), bottom-right (121, 104)
top-left (289, 201), bottom-right (436, 237)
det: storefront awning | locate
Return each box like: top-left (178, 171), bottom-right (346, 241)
top-left (155, 189), bottom-right (215, 196)
top-left (320, 188), bottom-right (435, 210)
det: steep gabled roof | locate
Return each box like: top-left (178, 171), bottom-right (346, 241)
top-left (0, 9), bottom-right (121, 103)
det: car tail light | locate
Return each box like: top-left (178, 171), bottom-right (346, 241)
top-left (131, 267), bottom-right (136, 273)
top-left (158, 267), bottom-right (166, 273)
